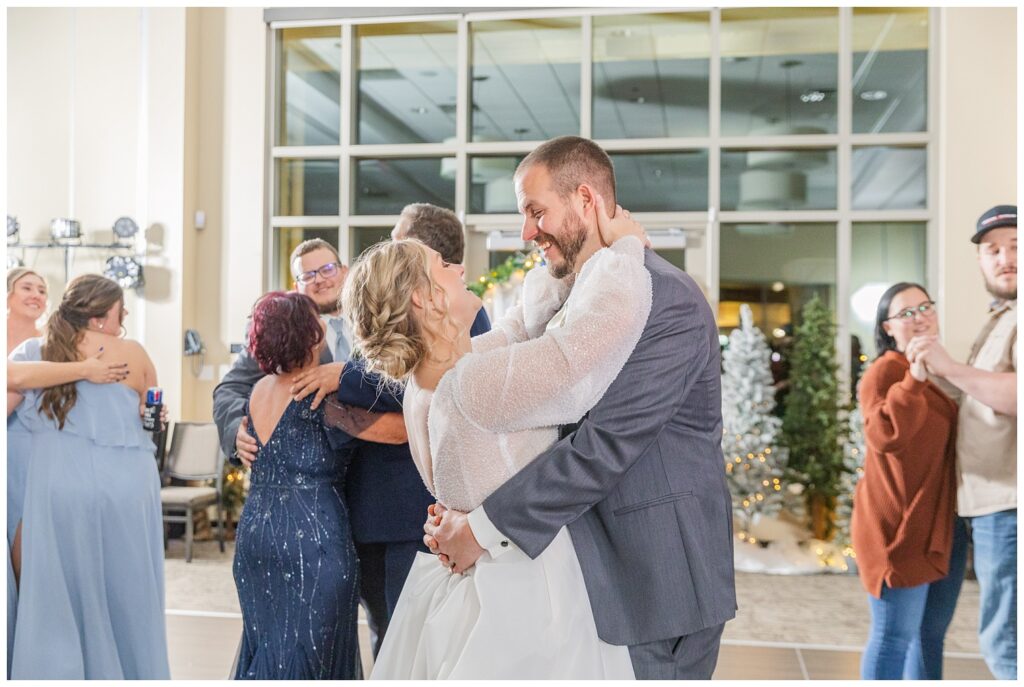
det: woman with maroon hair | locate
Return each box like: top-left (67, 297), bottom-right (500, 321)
top-left (232, 291), bottom-right (359, 680)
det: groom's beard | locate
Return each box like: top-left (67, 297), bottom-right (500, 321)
top-left (536, 212), bottom-right (588, 279)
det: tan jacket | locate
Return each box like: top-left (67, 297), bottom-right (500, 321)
top-left (956, 300), bottom-right (1017, 517)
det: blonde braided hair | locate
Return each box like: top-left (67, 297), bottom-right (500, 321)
top-left (342, 239), bottom-right (458, 385)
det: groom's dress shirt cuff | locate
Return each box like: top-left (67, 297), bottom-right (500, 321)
top-left (467, 505), bottom-right (516, 559)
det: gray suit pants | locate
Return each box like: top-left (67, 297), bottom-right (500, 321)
top-left (627, 622), bottom-right (726, 680)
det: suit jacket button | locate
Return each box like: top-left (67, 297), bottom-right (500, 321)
top-left (500, 540), bottom-right (509, 547)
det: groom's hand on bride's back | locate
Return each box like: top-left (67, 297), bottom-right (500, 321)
top-left (423, 503), bottom-right (484, 575)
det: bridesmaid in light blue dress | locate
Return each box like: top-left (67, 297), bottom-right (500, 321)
top-left (6, 267), bottom-right (132, 678)
top-left (6, 266), bottom-right (50, 677)
top-left (6, 352), bottom-right (132, 677)
top-left (7, 274), bottom-right (169, 679)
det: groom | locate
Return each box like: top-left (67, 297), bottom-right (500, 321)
top-left (426, 136), bottom-right (737, 679)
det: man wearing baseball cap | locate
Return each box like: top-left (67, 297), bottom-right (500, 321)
top-left (910, 204), bottom-right (1017, 680)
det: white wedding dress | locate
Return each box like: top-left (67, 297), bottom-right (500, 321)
top-left (370, 236), bottom-right (652, 680)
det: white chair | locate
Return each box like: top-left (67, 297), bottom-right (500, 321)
top-left (160, 422), bottom-right (226, 562)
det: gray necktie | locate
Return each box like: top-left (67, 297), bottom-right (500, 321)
top-left (328, 317), bottom-right (352, 362)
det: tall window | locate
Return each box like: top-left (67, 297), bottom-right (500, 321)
top-left (268, 7), bottom-right (933, 389)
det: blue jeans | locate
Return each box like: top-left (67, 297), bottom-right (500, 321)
top-left (965, 510), bottom-right (1017, 680)
top-left (862, 518), bottom-right (969, 680)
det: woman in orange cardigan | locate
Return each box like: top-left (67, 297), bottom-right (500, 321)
top-left (852, 282), bottom-right (969, 679)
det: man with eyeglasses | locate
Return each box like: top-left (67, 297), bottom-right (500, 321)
top-left (907, 204), bottom-right (1017, 680)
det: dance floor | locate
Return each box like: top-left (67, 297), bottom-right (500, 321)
top-left (164, 540), bottom-right (993, 680)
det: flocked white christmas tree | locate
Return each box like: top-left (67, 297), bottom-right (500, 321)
top-left (722, 304), bottom-right (788, 542)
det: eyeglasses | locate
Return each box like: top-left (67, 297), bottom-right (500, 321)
top-left (296, 262), bottom-right (341, 285)
top-left (885, 300), bottom-right (936, 322)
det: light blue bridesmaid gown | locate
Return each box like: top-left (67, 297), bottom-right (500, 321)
top-left (7, 407), bottom-right (31, 678)
top-left (8, 338), bottom-right (170, 679)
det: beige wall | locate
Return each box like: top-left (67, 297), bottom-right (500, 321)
top-left (183, 7), bottom-right (267, 421)
top-left (937, 7), bottom-right (1017, 360)
top-left (7, 7), bottom-right (265, 422)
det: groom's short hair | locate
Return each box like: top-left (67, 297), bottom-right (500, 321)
top-left (516, 136), bottom-right (616, 206)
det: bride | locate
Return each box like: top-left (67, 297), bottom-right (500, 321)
top-left (342, 199), bottom-right (650, 679)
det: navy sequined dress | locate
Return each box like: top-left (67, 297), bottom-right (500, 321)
top-left (233, 395), bottom-right (359, 680)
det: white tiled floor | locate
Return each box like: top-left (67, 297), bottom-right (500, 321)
top-left (164, 539), bottom-right (995, 680)
top-left (166, 613), bottom-right (993, 680)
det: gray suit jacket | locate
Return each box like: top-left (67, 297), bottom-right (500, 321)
top-left (483, 249), bottom-right (736, 647)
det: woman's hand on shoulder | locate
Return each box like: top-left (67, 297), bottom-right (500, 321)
top-left (80, 348), bottom-right (130, 384)
top-left (595, 194), bottom-right (650, 248)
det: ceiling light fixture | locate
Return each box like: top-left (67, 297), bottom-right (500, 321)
top-left (800, 90), bottom-right (826, 103)
top-left (859, 90), bottom-right (888, 101)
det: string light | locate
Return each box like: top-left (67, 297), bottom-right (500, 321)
top-left (469, 251), bottom-right (542, 296)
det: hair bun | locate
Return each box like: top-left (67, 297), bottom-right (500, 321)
top-left (342, 240), bottom-right (433, 386)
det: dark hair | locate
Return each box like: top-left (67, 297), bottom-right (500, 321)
top-left (400, 203), bottom-right (465, 264)
top-left (516, 136), bottom-right (616, 206)
top-left (874, 282), bottom-right (932, 356)
top-left (40, 274), bottom-right (124, 429)
top-left (248, 291), bottom-right (324, 375)
top-left (289, 238), bottom-right (341, 279)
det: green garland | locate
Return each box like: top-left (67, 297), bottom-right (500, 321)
top-left (468, 251), bottom-right (542, 297)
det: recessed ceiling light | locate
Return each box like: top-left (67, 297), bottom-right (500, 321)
top-left (800, 90), bottom-right (826, 103)
top-left (771, 281), bottom-right (785, 292)
top-left (860, 90), bottom-right (888, 101)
